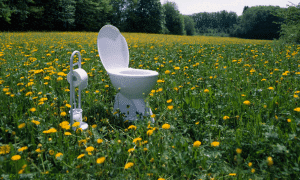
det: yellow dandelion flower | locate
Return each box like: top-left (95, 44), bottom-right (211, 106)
top-left (96, 157), bottom-right (105, 164)
top-left (287, 119), bottom-right (291, 123)
top-left (133, 137), bottom-right (142, 144)
top-left (294, 107), bottom-right (300, 112)
top-left (165, 70), bottom-right (170, 74)
top-left (77, 154), bottom-right (85, 159)
top-left (72, 122), bottom-right (80, 127)
top-left (11, 155), bottom-right (21, 161)
top-left (64, 132), bottom-right (72, 136)
top-left (18, 123), bottom-right (26, 129)
top-left (97, 139), bottom-right (103, 144)
top-left (162, 123), bottom-right (170, 129)
top-left (55, 152), bottom-right (63, 159)
top-left (147, 129), bottom-right (153, 136)
top-left (167, 105), bottom-right (173, 110)
top-left (236, 148), bottom-right (242, 154)
top-left (49, 150), bottom-right (54, 155)
top-left (268, 87), bottom-right (274, 90)
top-left (86, 146), bottom-right (94, 152)
top-left (166, 99), bottom-right (172, 103)
top-left (31, 120), bottom-right (40, 125)
top-left (204, 89), bottom-right (209, 93)
top-left (60, 111), bottom-right (67, 116)
top-left (243, 100), bottom-right (251, 105)
top-left (29, 107), bottom-right (36, 112)
top-left (128, 125), bottom-right (137, 130)
top-left (267, 156), bottom-right (273, 166)
top-left (17, 146), bottom-right (28, 152)
top-left (193, 141), bottom-right (201, 147)
top-left (128, 148), bottom-right (135, 153)
top-left (248, 162), bottom-right (252, 167)
top-left (124, 162), bottom-right (134, 169)
top-left (251, 168), bottom-right (255, 173)
top-left (211, 141), bottom-right (220, 147)
top-left (223, 116), bottom-right (230, 120)
top-left (229, 173), bottom-right (236, 176)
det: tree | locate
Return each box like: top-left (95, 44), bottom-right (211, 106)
top-left (231, 6), bottom-right (283, 40)
top-left (135, 0), bottom-right (164, 33)
top-left (0, 0), bottom-right (12, 23)
top-left (109, 0), bottom-right (126, 31)
top-left (272, 2), bottom-right (300, 44)
top-left (163, 1), bottom-right (184, 35)
top-left (184, 15), bottom-right (195, 35)
top-left (75, 0), bottom-right (112, 31)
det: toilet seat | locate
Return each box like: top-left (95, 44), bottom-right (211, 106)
top-left (109, 68), bottom-right (158, 77)
top-left (97, 25), bottom-right (129, 72)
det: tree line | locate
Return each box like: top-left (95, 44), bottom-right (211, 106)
top-left (0, 0), bottom-right (299, 43)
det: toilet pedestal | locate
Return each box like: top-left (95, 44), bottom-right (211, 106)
top-left (113, 93), bottom-right (155, 123)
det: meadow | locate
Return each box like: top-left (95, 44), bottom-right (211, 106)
top-left (0, 31), bottom-right (300, 179)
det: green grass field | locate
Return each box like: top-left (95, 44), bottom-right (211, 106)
top-left (0, 32), bottom-right (300, 179)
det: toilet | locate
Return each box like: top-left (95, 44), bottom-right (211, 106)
top-left (97, 25), bottom-right (158, 122)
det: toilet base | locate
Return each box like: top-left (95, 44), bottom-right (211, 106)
top-left (113, 93), bottom-right (155, 123)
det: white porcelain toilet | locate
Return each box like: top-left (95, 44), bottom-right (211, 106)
top-left (97, 25), bottom-right (158, 122)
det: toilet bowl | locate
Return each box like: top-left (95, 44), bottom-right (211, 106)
top-left (97, 25), bottom-right (158, 122)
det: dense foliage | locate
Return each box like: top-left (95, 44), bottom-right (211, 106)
top-left (1, 0), bottom-right (299, 42)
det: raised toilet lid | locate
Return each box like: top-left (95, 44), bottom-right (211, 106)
top-left (97, 25), bottom-right (129, 72)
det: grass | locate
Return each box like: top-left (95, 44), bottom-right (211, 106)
top-left (0, 32), bottom-right (300, 179)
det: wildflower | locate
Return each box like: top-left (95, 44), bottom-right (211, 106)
top-left (3, 88), bottom-right (9, 92)
top-left (77, 154), bottom-right (85, 159)
top-left (174, 67), bottom-right (180, 70)
top-left (57, 77), bottom-right (63, 81)
top-left (294, 107), bottom-right (300, 112)
top-left (193, 141), bottom-right (201, 147)
top-left (86, 146), bottom-right (94, 152)
top-left (25, 92), bottom-right (33, 96)
top-left (133, 137), bottom-right (142, 144)
top-left (60, 111), bottom-right (67, 116)
top-left (287, 119), bottom-right (291, 123)
top-left (158, 178), bottom-right (165, 180)
top-left (60, 121), bottom-right (70, 130)
top-left (92, 124), bottom-right (97, 128)
top-left (64, 132), bottom-right (72, 136)
top-left (223, 116), bottom-right (230, 120)
top-left (165, 70), bottom-right (170, 74)
top-left (97, 157), bottom-right (105, 164)
top-left (72, 122), bottom-right (80, 127)
top-left (167, 105), bottom-right (173, 110)
top-left (147, 129), bottom-right (153, 136)
top-left (143, 148), bottom-right (148, 151)
top-left (43, 128), bottom-right (57, 134)
top-left (248, 162), bottom-right (252, 167)
top-left (204, 89), bottom-right (209, 93)
top-left (166, 99), bottom-right (172, 103)
top-left (195, 122), bottom-right (199, 125)
top-left (124, 162), bottom-right (134, 169)
top-left (236, 148), bottom-right (242, 154)
top-left (18, 123), bottom-right (26, 129)
top-left (150, 114), bottom-right (156, 118)
top-left (268, 87), bottom-right (274, 90)
top-left (65, 104), bottom-right (71, 108)
top-left (55, 152), bottom-right (63, 159)
top-left (31, 120), bottom-right (40, 125)
top-left (251, 168), bottom-right (255, 173)
top-left (211, 141), bottom-right (220, 147)
top-left (29, 107), bottom-right (36, 112)
top-left (267, 156), bottom-right (273, 166)
top-left (11, 155), bottom-right (21, 161)
top-left (243, 100), bottom-right (251, 105)
top-left (128, 148), bottom-right (135, 153)
top-left (105, 85), bottom-right (109, 88)
top-left (18, 169), bottom-right (24, 174)
top-left (128, 125), bottom-right (137, 130)
top-left (49, 150), bottom-right (54, 155)
top-left (97, 139), bottom-right (103, 144)
top-left (229, 173), bottom-right (236, 176)
top-left (18, 146), bottom-right (28, 152)
top-left (35, 148), bottom-right (42, 153)
top-left (162, 123), bottom-right (170, 129)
